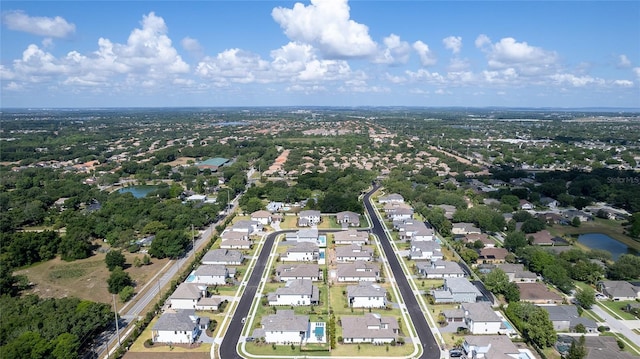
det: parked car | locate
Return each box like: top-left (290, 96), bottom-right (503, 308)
top-left (450, 350), bottom-right (463, 357)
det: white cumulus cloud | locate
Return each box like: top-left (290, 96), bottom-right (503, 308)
top-left (617, 54), bottom-right (632, 68)
top-left (271, 0), bottom-right (377, 58)
top-left (443, 36), bottom-right (462, 54)
top-left (413, 40), bottom-right (437, 66)
top-left (374, 34), bottom-right (411, 65)
top-left (476, 34), bottom-right (558, 75)
top-left (182, 37), bottom-right (204, 59)
top-left (2, 10), bottom-right (75, 38)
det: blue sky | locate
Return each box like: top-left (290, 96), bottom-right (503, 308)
top-left (1, 0), bottom-right (639, 108)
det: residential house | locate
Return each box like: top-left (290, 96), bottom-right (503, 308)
top-left (564, 209), bottom-right (593, 223)
top-left (442, 308), bottom-right (466, 324)
top-left (461, 302), bottom-right (502, 335)
top-left (336, 211), bottom-right (361, 227)
top-left (286, 228), bottom-right (319, 243)
top-left (335, 244), bottom-right (374, 262)
top-left (379, 193), bottom-right (404, 203)
top-left (437, 204), bottom-right (457, 220)
top-left (267, 201), bottom-right (284, 212)
top-left (495, 264), bottom-right (537, 283)
top-left (220, 239), bottom-right (252, 249)
top-left (583, 336), bottom-right (639, 359)
top-left (463, 233), bottom-right (495, 248)
top-left (431, 277), bottom-right (481, 303)
top-left (477, 248), bottom-right (509, 265)
top-left (528, 230), bottom-right (554, 246)
top-left (192, 265), bottom-right (236, 286)
top-left (452, 223), bottom-right (482, 235)
top-left (384, 202), bottom-right (414, 221)
top-left (416, 260), bottom-right (466, 279)
top-left (541, 305), bottom-right (598, 333)
top-left (347, 283), bottom-right (387, 308)
top-left (268, 279), bottom-right (319, 306)
top-left (598, 281), bottom-right (640, 301)
top-left (397, 222), bottom-right (434, 241)
top-left (516, 283), bottom-right (563, 304)
top-left (334, 230), bottom-right (369, 245)
top-left (298, 210), bottom-right (321, 226)
top-left (336, 262), bottom-right (380, 282)
top-left (281, 242), bottom-right (319, 262)
top-left (220, 230), bottom-right (248, 241)
top-left (520, 200), bottom-right (534, 210)
top-left (251, 210), bottom-right (273, 225)
top-left (252, 310), bottom-right (310, 344)
top-left (276, 263), bottom-right (322, 282)
top-left (230, 220), bottom-right (263, 235)
top-left (202, 249), bottom-right (244, 265)
top-left (169, 283), bottom-right (204, 310)
top-left (462, 335), bottom-right (521, 359)
top-left (341, 313), bottom-right (399, 344)
top-left (408, 240), bottom-right (443, 261)
top-left (540, 197), bottom-right (559, 209)
top-left (152, 309), bottom-right (205, 344)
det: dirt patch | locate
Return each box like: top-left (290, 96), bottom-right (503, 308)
top-left (15, 250), bottom-right (170, 305)
top-left (167, 157), bottom-right (196, 167)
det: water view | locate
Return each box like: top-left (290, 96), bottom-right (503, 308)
top-left (117, 185), bottom-right (159, 198)
top-left (577, 233), bottom-right (639, 260)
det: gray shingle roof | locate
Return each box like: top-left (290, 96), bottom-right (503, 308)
top-left (153, 309), bottom-right (197, 331)
top-left (347, 283), bottom-right (386, 298)
top-left (342, 313), bottom-right (398, 339)
top-left (462, 302), bottom-right (501, 322)
top-left (262, 310), bottom-right (309, 332)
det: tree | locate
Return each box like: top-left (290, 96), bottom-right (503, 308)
top-left (607, 254), bottom-right (640, 280)
top-left (148, 229), bottom-right (190, 259)
top-left (566, 335), bottom-right (587, 359)
top-left (51, 333), bottom-right (80, 359)
top-left (241, 197), bottom-right (265, 213)
top-left (503, 282), bottom-right (520, 303)
top-left (107, 266), bottom-right (133, 294)
top-left (504, 231), bottom-right (528, 252)
top-left (506, 302), bottom-right (556, 348)
top-left (484, 268), bottom-right (509, 293)
top-left (575, 287), bottom-right (596, 309)
top-left (571, 217), bottom-right (581, 227)
top-left (119, 285), bottom-right (135, 302)
top-left (460, 248), bottom-right (479, 264)
top-left (522, 218), bottom-right (545, 233)
top-left (105, 250), bottom-right (126, 271)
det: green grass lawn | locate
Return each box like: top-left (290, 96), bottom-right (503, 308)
top-left (597, 300), bottom-right (638, 320)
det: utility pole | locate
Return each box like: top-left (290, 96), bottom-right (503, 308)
top-left (192, 223), bottom-right (195, 258)
top-left (112, 294), bottom-right (121, 345)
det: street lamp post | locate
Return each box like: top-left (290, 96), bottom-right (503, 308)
top-left (112, 294), bottom-right (121, 345)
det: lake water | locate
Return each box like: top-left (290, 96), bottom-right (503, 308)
top-left (577, 233), bottom-right (639, 260)
top-left (118, 185), bottom-right (159, 198)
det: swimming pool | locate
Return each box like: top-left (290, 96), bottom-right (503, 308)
top-left (502, 320), bottom-right (514, 330)
top-left (186, 273), bottom-right (196, 282)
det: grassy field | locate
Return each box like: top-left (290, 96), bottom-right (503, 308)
top-left (550, 218), bottom-right (640, 252)
top-left (597, 300), bottom-right (638, 320)
top-left (15, 250), bottom-right (170, 305)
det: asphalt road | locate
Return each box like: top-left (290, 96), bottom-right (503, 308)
top-left (363, 186), bottom-right (441, 359)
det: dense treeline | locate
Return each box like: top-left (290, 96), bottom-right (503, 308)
top-left (505, 302), bottom-right (556, 349)
top-left (0, 295), bottom-right (112, 358)
top-left (239, 168), bottom-right (374, 214)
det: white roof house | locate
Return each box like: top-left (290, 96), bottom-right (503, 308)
top-left (461, 302), bottom-right (503, 335)
top-left (252, 310), bottom-right (310, 344)
top-left (268, 279), bottom-right (319, 306)
top-left (192, 265), bottom-right (235, 286)
top-left (341, 313), bottom-right (399, 344)
top-left (276, 263), bottom-right (322, 282)
top-left (408, 240), bottom-right (443, 261)
top-left (152, 309), bottom-right (205, 344)
top-left (336, 262), bottom-right (380, 282)
top-left (347, 282), bottom-right (387, 308)
top-left (334, 230), bottom-right (369, 245)
top-left (335, 244), bottom-right (374, 262)
top-left (416, 260), bottom-right (465, 279)
top-left (202, 249), bottom-right (244, 265)
top-left (280, 242), bottom-right (319, 262)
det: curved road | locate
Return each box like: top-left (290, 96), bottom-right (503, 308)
top-left (220, 185), bottom-right (440, 359)
top-left (363, 186), bottom-right (440, 359)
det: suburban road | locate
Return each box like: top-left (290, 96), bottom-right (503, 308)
top-left (363, 185), bottom-right (440, 359)
top-left (219, 185), bottom-right (440, 359)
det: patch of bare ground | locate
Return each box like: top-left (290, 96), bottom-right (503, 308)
top-left (14, 247), bottom-right (170, 305)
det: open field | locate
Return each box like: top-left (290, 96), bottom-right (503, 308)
top-left (14, 250), bottom-right (170, 305)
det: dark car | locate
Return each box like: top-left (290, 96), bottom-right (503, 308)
top-left (450, 350), bottom-right (463, 357)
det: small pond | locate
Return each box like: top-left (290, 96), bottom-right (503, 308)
top-left (117, 185), bottom-right (159, 198)
top-left (577, 233), bottom-right (638, 260)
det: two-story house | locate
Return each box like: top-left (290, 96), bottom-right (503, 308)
top-left (268, 279), bottom-right (319, 306)
top-left (347, 282), bottom-right (387, 308)
top-left (280, 242), bottom-right (319, 262)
